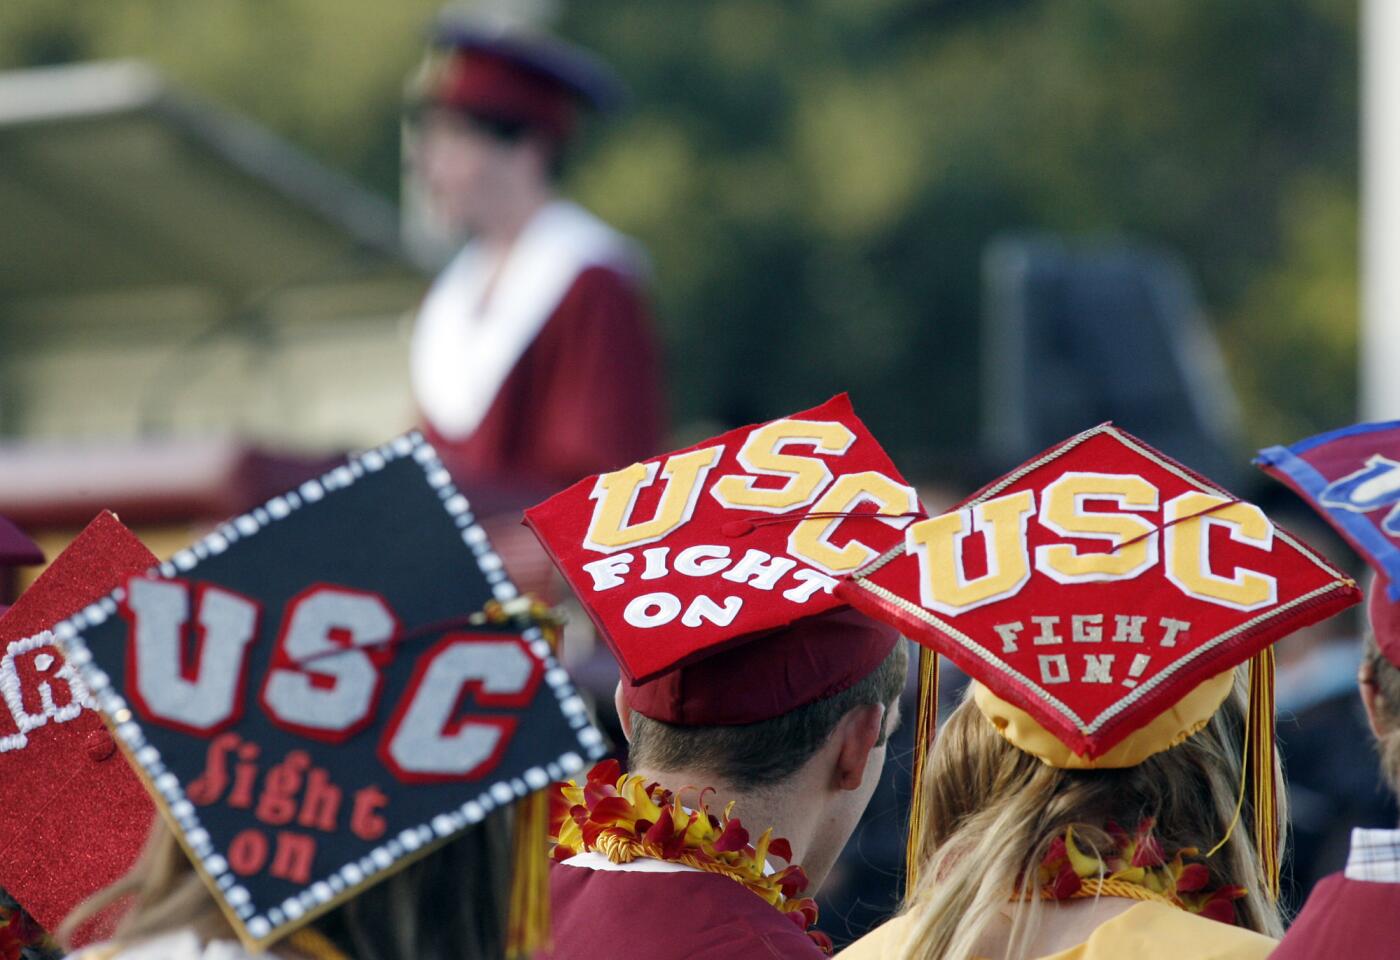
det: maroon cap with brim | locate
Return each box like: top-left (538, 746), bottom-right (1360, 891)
top-left (623, 607), bottom-right (899, 726)
top-left (0, 516), bottom-right (43, 567)
top-left (525, 395), bottom-right (918, 728)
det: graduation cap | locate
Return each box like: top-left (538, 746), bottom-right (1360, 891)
top-left (1256, 420), bottom-right (1400, 668)
top-left (58, 434), bottom-right (607, 953)
top-left (525, 394), bottom-right (913, 726)
top-left (837, 423), bottom-right (1360, 897)
top-left (0, 512), bottom-right (157, 947)
top-left (0, 516), bottom-right (44, 614)
top-left (414, 15), bottom-right (626, 142)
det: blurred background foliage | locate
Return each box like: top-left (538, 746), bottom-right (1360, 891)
top-left (0, 0), bottom-right (1359, 473)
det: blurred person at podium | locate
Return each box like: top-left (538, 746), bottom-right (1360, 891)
top-left (407, 14), bottom-right (665, 513)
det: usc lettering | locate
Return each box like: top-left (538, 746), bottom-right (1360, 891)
top-left (910, 474), bottom-right (1278, 615)
top-left (122, 579), bottom-right (539, 783)
top-left (583, 418), bottom-right (916, 575)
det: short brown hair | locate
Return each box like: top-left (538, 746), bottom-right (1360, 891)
top-left (627, 639), bottom-right (908, 787)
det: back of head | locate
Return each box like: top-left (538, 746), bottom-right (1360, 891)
top-left (899, 673), bottom-right (1283, 960)
top-left (627, 637), bottom-right (909, 788)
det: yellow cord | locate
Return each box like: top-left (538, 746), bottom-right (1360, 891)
top-left (1204, 651), bottom-right (1279, 902)
top-left (904, 647), bottom-right (939, 897)
top-left (286, 927), bottom-right (352, 960)
top-left (1034, 877), bottom-right (1179, 908)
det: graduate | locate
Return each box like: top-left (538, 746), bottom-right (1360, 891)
top-left (1256, 421), bottom-right (1400, 957)
top-left (408, 18), bottom-right (664, 495)
top-left (41, 435), bottom-right (608, 960)
top-left (834, 423), bottom-right (1360, 960)
top-left (525, 395), bottom-right (921, 957)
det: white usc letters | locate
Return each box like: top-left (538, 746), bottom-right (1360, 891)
top-left (259, 588), bottom-right (398, 743)
top-left (380, 636), bottom-right (540, 782)
top-left (126, 578), bottom-right (260, 734)
top-left (910, 474), bottom-right (1279, 615)
top-left (583, 418), bottom-right (917, 575)
top-left (123, 581), bottom-right (538, 782)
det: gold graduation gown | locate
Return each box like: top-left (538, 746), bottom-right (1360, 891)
top-left (836, 901), bottom-right (1276, 960)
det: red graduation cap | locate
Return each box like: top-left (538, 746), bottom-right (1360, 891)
top-left (1256, 420), bottom-right (1400, 668)
top-left (841, 423), bottom-right (1358, 763)
top-left (837, 424), bottom-right (1360, 899)
top-left (525, 394), bottom-right (913, 726)
top-left (0, 512), bottom-right (157, 944)
top-left (419, 18), bottom-right (626, 142)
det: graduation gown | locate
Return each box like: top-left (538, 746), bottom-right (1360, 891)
top-left (412, 200), bottom-right (664, 497)
top-left (1270, 872), bottom-right (1400, 959)
top-left (836, 902), bottom-right (1275, 960)
top-left (542, 852), bottom-right (827, 960)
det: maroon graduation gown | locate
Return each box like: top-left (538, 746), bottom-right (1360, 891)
top-left (542, 858), bottom-right (827, 960)
top-left (425, 264), bottom-right (665, 497)
top-left (1271, 872), bottom-right (1400, 958)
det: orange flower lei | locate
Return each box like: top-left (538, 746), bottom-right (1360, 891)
top-left (549, 759), bottom-right (832, 954)
top-left (1033, 819), bottom-right (1247, 925)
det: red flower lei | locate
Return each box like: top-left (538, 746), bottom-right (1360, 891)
top-left (549, 759), bottom-right (833, 954)
top-left (1034, 819), bottom-right (1248, 925)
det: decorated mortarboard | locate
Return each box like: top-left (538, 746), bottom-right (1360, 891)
top-left (58, 435), bottom-right (607, 953)
top-left (0, 512), bottom-right (157, 947)
top-left (0, 515), bottom-right (43, 571)
top-left (0, 515), bottom-right (44, 618)
top-left (837, 423), bottom-right (1360, 894)
top-left (414, 15), bottom-right (625, 142)
top-left (1256, 421), bottom-right (1400, 667)
top-left (525, 394), bottom-right (914, 726)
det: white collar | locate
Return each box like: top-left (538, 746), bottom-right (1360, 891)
top-left (411, 200), bottom-right (638, 440)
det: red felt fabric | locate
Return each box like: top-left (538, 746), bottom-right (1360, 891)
top-left (525, 394), bottom-right (917, 718)
top-left (430, 48), bottom-right (579, 141)
top-left (623, 607), bottom-right (899, 726)
top-left (542, 860), bottom-right (826, 959)
top-left (838, 426), bottom-right (1360, 760)
top-left (1271, 872), bottom-right (1400, 959)
top-left (427, 265), bottom-right (665, 498)
top-left (0, 512), bottom-right (158, 943)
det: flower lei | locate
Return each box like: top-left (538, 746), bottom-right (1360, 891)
top-left (0, 889), bottom-right (58, 960)
top-left (1033, 819), bottom-right (1247, 925)
top-left (549, 759), bottom-right (832, 954)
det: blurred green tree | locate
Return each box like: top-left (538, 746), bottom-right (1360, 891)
top-left (0, 0), bottom-right (1359, 472)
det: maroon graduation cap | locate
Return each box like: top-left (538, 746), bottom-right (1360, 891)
top-left (1256, 420), bottom-right (1400, 669)
top-left (0, 512), bottom-right (157, 944)
top-left (525, 394), bottom-right (912, 726)
top-left (420, 17), bottom-right (626, 142)
top-left (0, 515), bottom-right (43, 616)
top-left (60, 434), bottom-right (606, 952)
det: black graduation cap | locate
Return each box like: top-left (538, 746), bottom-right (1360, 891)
top-left (58, 433), bottom-right (607, 951)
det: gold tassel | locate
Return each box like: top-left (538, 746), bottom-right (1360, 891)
top-left (1248, 648), bottom-right (1280, 903)
top-left (286, 927), bottom-right (352, 960)
top-left (904, 645), bottom-right (939, 899)
top-left (506, 787), bottom-right (553, 959)
top-left (506, 612), bottom-right (561, 959)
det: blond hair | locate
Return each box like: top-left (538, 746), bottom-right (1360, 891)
top-left (1362, 629), bottom-right (1400, 791)
top-left (63, 812), bottom-right (512, 959)
top-left (895, 669), bottom-right (1285, 960)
